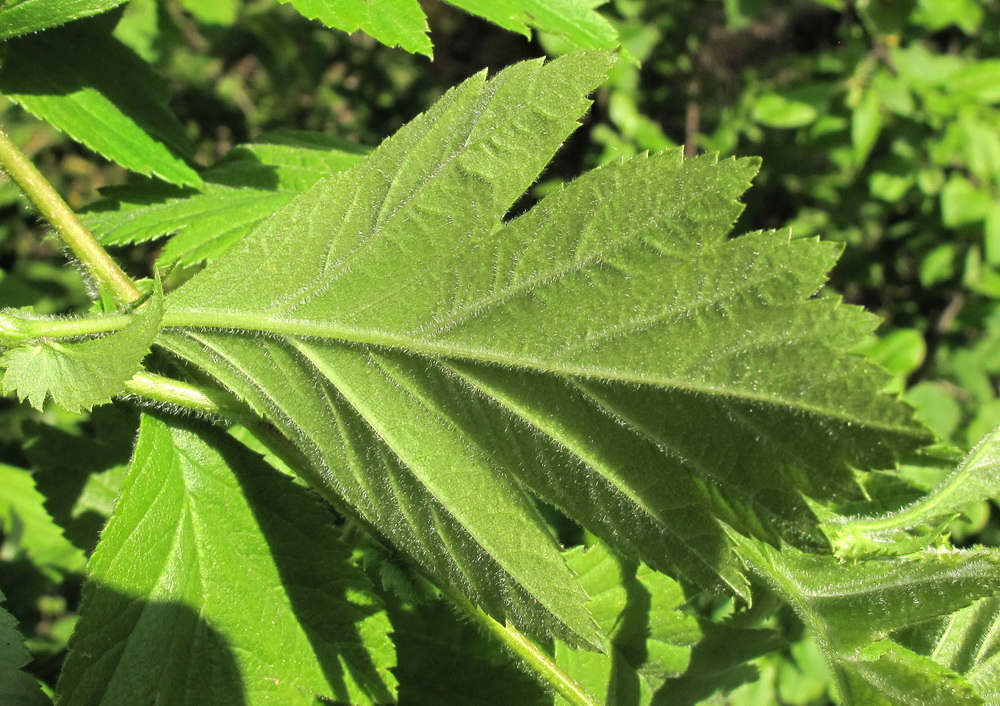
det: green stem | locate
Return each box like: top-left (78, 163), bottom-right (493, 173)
top-left (446, 590), bottom-right (599, 706)
top-left (124, 371), bottom-right (237, 417)
top-left (0, 126), bottom-right (140, 305)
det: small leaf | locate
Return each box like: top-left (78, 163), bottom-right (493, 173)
top-left (57, 413), bottom-right (397, 705)
top-left (0, 0), bottom-right (127, 39)
top-left (851, 87), bottom-right (883, 168)
top-left (0, 590), bottom-right (50, 706)
top-left (0, 19), bottom-right (201, 187)
top-left (0, 462), bottom-right (87, 576)
top-left (752, 92), bottom-right (818, 128)
top-left (175, 0), bottom-right (239, 25)
top-left (555, 543), bottom-right (702, 705)
top-left (0, 283), bottom-right (162, 413)
top-left (276, 0), bottom-right (433, 56)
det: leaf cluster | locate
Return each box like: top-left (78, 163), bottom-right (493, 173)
top-left (2, 2), bottom-right (1000, 705)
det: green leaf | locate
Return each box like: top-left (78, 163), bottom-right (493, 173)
top-left (389, 596), bottom-right (549, 705)
top-left (274, 0), bottom-right (621, 57)
top-left (731, 530), bottom-right (1000, 704)
top-left (0, 0), bottom-right (127, 39)
top-left (752, 92), bottom-right (818, 128)
top-left (0, 19), bottom-right (201, 187)
top-left (851, 87), bottom-right (883, 168)
top-left (0, 590), bottom-right (49, 706)
top-left (896, 596), bottom-right (1000, 702)
top-left (850, 640), bottom-right (981, 705)
top-left (554, 543), bottom-right (701, 705)
top-left (828, 423), bottom-right (1000, 558)
top-left (941, 175), bottom-right (992, 227)
top-left (176, 0), bottom-right (239, 25)
top-left (0, 283), bottom-right (162, 413)
top-left (0, 462), bottom-right (87, 576)
top-left (276, 0), bottom-right (433, 56)
top-left (23, 406), bottom-right (134, 554)
top-left (444, 0), bottom-right (621, 53)
top-left (155, 53), bottom-right (925, 645)
top-left (84, 130), bottom-right (369, 266)
top-left (57, 413), bottom-right (396, 705)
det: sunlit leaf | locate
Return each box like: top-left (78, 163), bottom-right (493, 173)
top-left (151, 53), bottom-right (926, 647)
top-left (0, 0), bottom-right (127, 39)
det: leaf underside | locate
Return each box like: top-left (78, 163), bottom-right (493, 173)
top-left (152, 52), bottom-right (928, 647)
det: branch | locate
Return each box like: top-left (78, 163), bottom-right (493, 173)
top-left (0, 124), bottom-right (141, 305)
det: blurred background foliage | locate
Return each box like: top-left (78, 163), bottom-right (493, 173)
top-left (2, 0), bottom-right (999, 702)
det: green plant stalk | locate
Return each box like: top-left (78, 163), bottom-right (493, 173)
top-left (124, 371), bottom-right (237, 417)
top-left (0, 125), bottom-right (141, 305)
top-left (446, 590), bottom-right (599, 706)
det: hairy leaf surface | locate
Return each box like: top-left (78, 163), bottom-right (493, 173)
top-left (84, 131), bottom-right (368, 266)
top-left (0, 19), bottom-right (201, 186)
top-left (828, 423), bottom-right (1000, 558)
top-left (732, 531), bottom-right (1000, 704)
top-left (154, 53), bottom-right (926, 645)
top-left (58, 413), bottom-right (396, 705)
top-left (0, 283), bottom-right (162, 413)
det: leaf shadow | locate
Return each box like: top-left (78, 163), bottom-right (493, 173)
top-left (211, 425), bottom-right (396, 704)
top-left (58, 586), bottom-right (248, 704)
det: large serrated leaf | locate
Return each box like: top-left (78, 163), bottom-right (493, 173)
top-left (151, 53), bottom-right (927, 645)
top-left (0, 0), bottom-right (127, 39)
top-left (0, 18), bottom-right (201, 187)
top-left (57, 413), bottom-right (396, 705)
top-left (0, 282), bottom-right (162, 413)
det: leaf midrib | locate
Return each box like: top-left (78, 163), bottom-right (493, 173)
top-left (158, 309), bottom-right (925, 438)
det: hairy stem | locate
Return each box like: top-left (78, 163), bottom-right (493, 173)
top-left (0, 125), bottom-right (141, 305)
top-left (124, 371), bottom-right (241, 418)
top-left (447, 590), bottom-right (599, 706)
